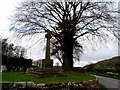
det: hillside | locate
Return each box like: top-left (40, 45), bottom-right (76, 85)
top-left (84, 56), bottom-right (120, 69)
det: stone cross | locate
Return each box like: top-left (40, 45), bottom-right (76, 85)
top-left (45, 31), bottom-right (52, 61)
top-left (42, 31), bottom-right (53, 68)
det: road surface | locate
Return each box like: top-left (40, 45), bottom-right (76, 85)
top-left (93, 75), bottom-right (120, 90)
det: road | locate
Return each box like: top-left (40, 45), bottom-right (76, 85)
top-left (93, 75), bottom-right (120, 90)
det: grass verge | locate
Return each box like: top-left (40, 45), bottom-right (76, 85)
top-left (89, 72), bottom-right (120, 80)
top-left (0, 72), bottom-right (2, 81)
top-left (99, 84), bottom-right (108, 90)
top-left (2, 72), bottom-right (95, 84)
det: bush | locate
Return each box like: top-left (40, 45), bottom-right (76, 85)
top-left (106, 72), bottom-right (113, 75)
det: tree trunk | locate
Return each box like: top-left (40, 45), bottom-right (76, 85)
top-left (63, 52), bottom-right (73, 71)
top-left (63, 33), bottom-right (74, 71)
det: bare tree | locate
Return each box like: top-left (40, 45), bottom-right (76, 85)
top-left (1, 39), bottom-right (26, 58)
top-left (2, 39), bottom-right (14, 56)
top-left (14, 46), bottom-right (26, 58)
top-left (10, 1), bottom-right (119, 70)
top-left (2, 39), bottom-right (8, 55)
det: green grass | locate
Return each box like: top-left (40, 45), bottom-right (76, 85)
top-left (2, 72), bottom-right (95, 84)
top-left (0, 72), bottom-right (2, 81)
top-left (99, 84), bottom-right (108, 90)
top-left (89, 72), bottom-right (120, 80)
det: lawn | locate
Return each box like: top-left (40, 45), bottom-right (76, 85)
top-left (2, 72), bottom-right (95, 84)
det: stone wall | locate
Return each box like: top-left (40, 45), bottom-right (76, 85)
top-left (2, 79), bottom-right (99, 90)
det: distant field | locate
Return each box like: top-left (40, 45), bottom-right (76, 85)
top-left (2, 72), bottom-right (95, 84)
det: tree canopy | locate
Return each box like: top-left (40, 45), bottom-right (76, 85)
top-left (1, 39), bottom-right (32, 72)
top-left (10, 1), bottom-right (119, 70)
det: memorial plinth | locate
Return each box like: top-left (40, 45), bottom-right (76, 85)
top-left (42, 31), bottom-right (53, 68)
top-left (42, 59), bottom-right (53, 68)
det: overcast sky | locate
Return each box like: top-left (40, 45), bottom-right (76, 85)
top-left (0, 0), bottom-right (119, 67)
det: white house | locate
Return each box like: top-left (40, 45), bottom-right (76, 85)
top-left (32, 59), bottom-right (42, 68)
top-left (1, 65), bottom-right (7, 72)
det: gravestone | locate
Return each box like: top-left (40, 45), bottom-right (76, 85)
top-left (42, 31), bottom-right (53, 68)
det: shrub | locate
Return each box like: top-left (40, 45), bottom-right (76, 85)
top-left (106, 72), bottom-right (113, 75)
